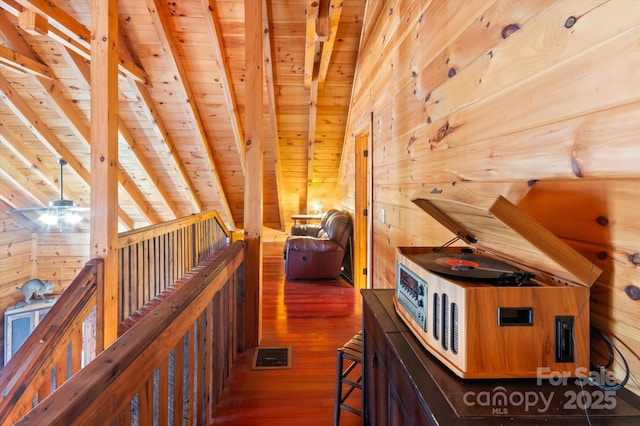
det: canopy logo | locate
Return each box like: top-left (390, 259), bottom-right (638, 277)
top-left (462, 368), bottom-right (619, 415)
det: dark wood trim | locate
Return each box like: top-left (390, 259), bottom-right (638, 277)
top-left (362, 289), bottom-right (640, 425)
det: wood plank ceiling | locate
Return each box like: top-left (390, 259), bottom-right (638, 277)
top-left (0, 0), bottom-right (365, 232)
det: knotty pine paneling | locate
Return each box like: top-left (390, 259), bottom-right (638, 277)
top-left (0, 208), bottom-right (33, 292)
top-left (338, 0), bottom-right (640, 397)
top-left (0, 206), bottom-right (33, 366)
top-left (0, 218), bottom-right (89, 365)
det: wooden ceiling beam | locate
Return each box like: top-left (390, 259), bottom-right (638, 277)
top-left (0, 9), bottom-right (89, 144)
top-left (262, 0), bottom-right (285, 230)
top-left (117, 120), bottom-right (180, 219)
top-left (58, 46), bottom-right (90, 90)
top-left (200, 0), bottom-right (245, 175)
top-left (117, 167), bottom-right (163, 225)
top-left (0, 44), bottom-right (52, 78)
top-left (113, 36), bottom-right (182, 220)
top-left (0, 150), bottom-right (52, 207)
top-left (0, 73), bottom-right (135, 229)
top-left (0, 11), bottom-right (84, 133)
top-left (144, 0), bottom-right (234, 228)
top-left (0, 169), bottom-right (44, 213)
top-left (7, 0), bottom-right (148, 84)
top-left (303, 0), bottom-right (322, 211)
top-left (0, 1), bottom-right (21, 16)
top-left (0, 74), bottom-right (90, 184)
top-left (17, 8), bottom-right (47, 35)
top-left (0, 123), bottom-right (72, 199)
top-left (0, 14), bottom-right (162, 226)
top-left (307, 77), bottom-right (318, 192)
top-left (53, 40), bottom-right (175, 223)
top-left (303, 0), bottom-right (341, 206)
top-left (304, 0), bottom-right (320, 89)
top-left (14, 0), bottom-right (91, 48)
top-left (317, 0), bottom-right (343, 88)
top-left (127, 76), bottom-right (203, 214)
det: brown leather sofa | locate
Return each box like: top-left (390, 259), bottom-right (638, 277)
top-left (284, 209), bottom-right (352, 280)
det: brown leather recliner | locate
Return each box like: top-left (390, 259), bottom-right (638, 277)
top-left (284, 210), bottom-right (352, 280)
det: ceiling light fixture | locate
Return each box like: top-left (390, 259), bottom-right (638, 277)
top-left (37, 159), bottom-right (84, 227)
top-left (8, 158), bottom-right (89, 231)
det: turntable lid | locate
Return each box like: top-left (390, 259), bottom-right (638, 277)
top-left (411, 184), bottom-right (602, 287)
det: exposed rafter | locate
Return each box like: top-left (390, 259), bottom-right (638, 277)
top-left (0, 73), bottom-right (135, 229)
top-left (126, 76), bottom-right (204, 214)
top-left (8, 0), bottom-right (148, 84)
top-left (0, 10), bottom-right (88, 145)
top-left (0, 14), bottom-right (163, 226)
top-left (0, 123), bottom-right (74, 200)
top-left (0, 74), bottom-right (88, 184)
top-left (0, 139), bottom-right (57, 205)
top-left (144, 0), bottom-right (234, 228)
top-left (0, 0), bottom-right (366, 235)
top-left (55, 42), bottom-right (177, 222)
top-left (200, 0), bottom-right (245, 175)
top-left (304, 0), bottom-right (321, 90)
top-left (117, 119), bottom-right (181, 218)
top-left (307, 77), bottom-right (318, 187)
top-left (317, 0), bottom-right (342, 88)
top-left (262, 0), bottom-right (285, 230)
top-left (0, 166), bottom-right (45, 209)
top-left (0, 44), bottom-right (52, 78)
top-left (303, 0), bottom-right (342, 204)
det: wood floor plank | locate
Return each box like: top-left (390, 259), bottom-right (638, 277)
top-left (212, 242), bottom-right (362, 425)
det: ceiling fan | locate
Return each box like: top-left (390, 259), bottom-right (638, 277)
top-left (8, 159), bottom-right (89, 229)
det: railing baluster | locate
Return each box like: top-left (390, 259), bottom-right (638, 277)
top-left (173, 337), bottom-right (185, 424)
top-left (4, 212), bottom-right (235, 424)
top-left (158, 357), bottom-right (170, 424)
top-left (186, 325), bottom-right (196, 425)
top-left (197, 312), bottom-right (207, 425)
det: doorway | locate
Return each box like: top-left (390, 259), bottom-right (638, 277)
top-left (353, 113), bottom-right (372, 289)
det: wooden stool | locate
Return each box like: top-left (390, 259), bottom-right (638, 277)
top-left (334, 330), bottom-right (363, 425)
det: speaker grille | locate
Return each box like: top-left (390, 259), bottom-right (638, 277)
top-left (441, 293), bottom-right (449, 351)
top-left (451, 302), bottom-right (459, 355)
top-left (433, 293), bottom-right (440, 340)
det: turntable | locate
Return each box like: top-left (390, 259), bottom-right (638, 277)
top-left (394, 184), bottom-right (602, 379)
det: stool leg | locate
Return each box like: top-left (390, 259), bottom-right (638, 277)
top-left (334, 349), bottom-right (343, 426)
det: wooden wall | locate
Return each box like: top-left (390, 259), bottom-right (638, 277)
top-left (338, 0), bottom-right (640, 396)
top-left (0, 203), bottom-right (33, 304)
top-left (0, 200), bottom-right (89, 364)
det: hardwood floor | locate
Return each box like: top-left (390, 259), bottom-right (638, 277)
top-left (211, 242), bottom-right (363, 425)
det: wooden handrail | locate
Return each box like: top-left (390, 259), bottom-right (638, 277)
top-left (1, 211), bottom-right (238, 424)
top-left (117, 210), bottom-right (231, 322)
top-left (0, 259), bottom-right (102, 425)
top-left (117, 210), bottom-right (229, 247)
top-left (15, 241), bottom-right (245, 425)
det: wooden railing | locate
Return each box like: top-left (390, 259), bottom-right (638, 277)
top-left (117, 210), bottom-right (230, 322)
top-left (0, 259), bottom-right (102, 425)
top-left (0, 210), bottom-right (239, 424)
top-left (15, 241), bottom-right (245, 425)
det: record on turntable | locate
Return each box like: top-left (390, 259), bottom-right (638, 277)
top-left (412, 252), bottom-right (535, 286)
top-left (392, 184), bottom-right (602, 379)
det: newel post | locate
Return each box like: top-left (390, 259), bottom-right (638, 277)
top-left (90, 0), bottom-right (120, 350)
top-left (243, 0), bottom-right (264, 347)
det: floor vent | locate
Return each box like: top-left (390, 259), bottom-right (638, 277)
top-left (251, 347), bottom-right (291, 370)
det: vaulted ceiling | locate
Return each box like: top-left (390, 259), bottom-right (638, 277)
top-left (0, 0), bottom-right (365, 232)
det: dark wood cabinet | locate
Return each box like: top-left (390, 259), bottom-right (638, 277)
top-left (362, 289), bottom-right (640, 426)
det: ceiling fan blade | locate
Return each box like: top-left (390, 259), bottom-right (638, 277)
top-left (8, 207), bottom-right (50, 213)
top-left (9, 205), bottom-right (89, 212)
top-left (8, 159), bottom-right (89, 213)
